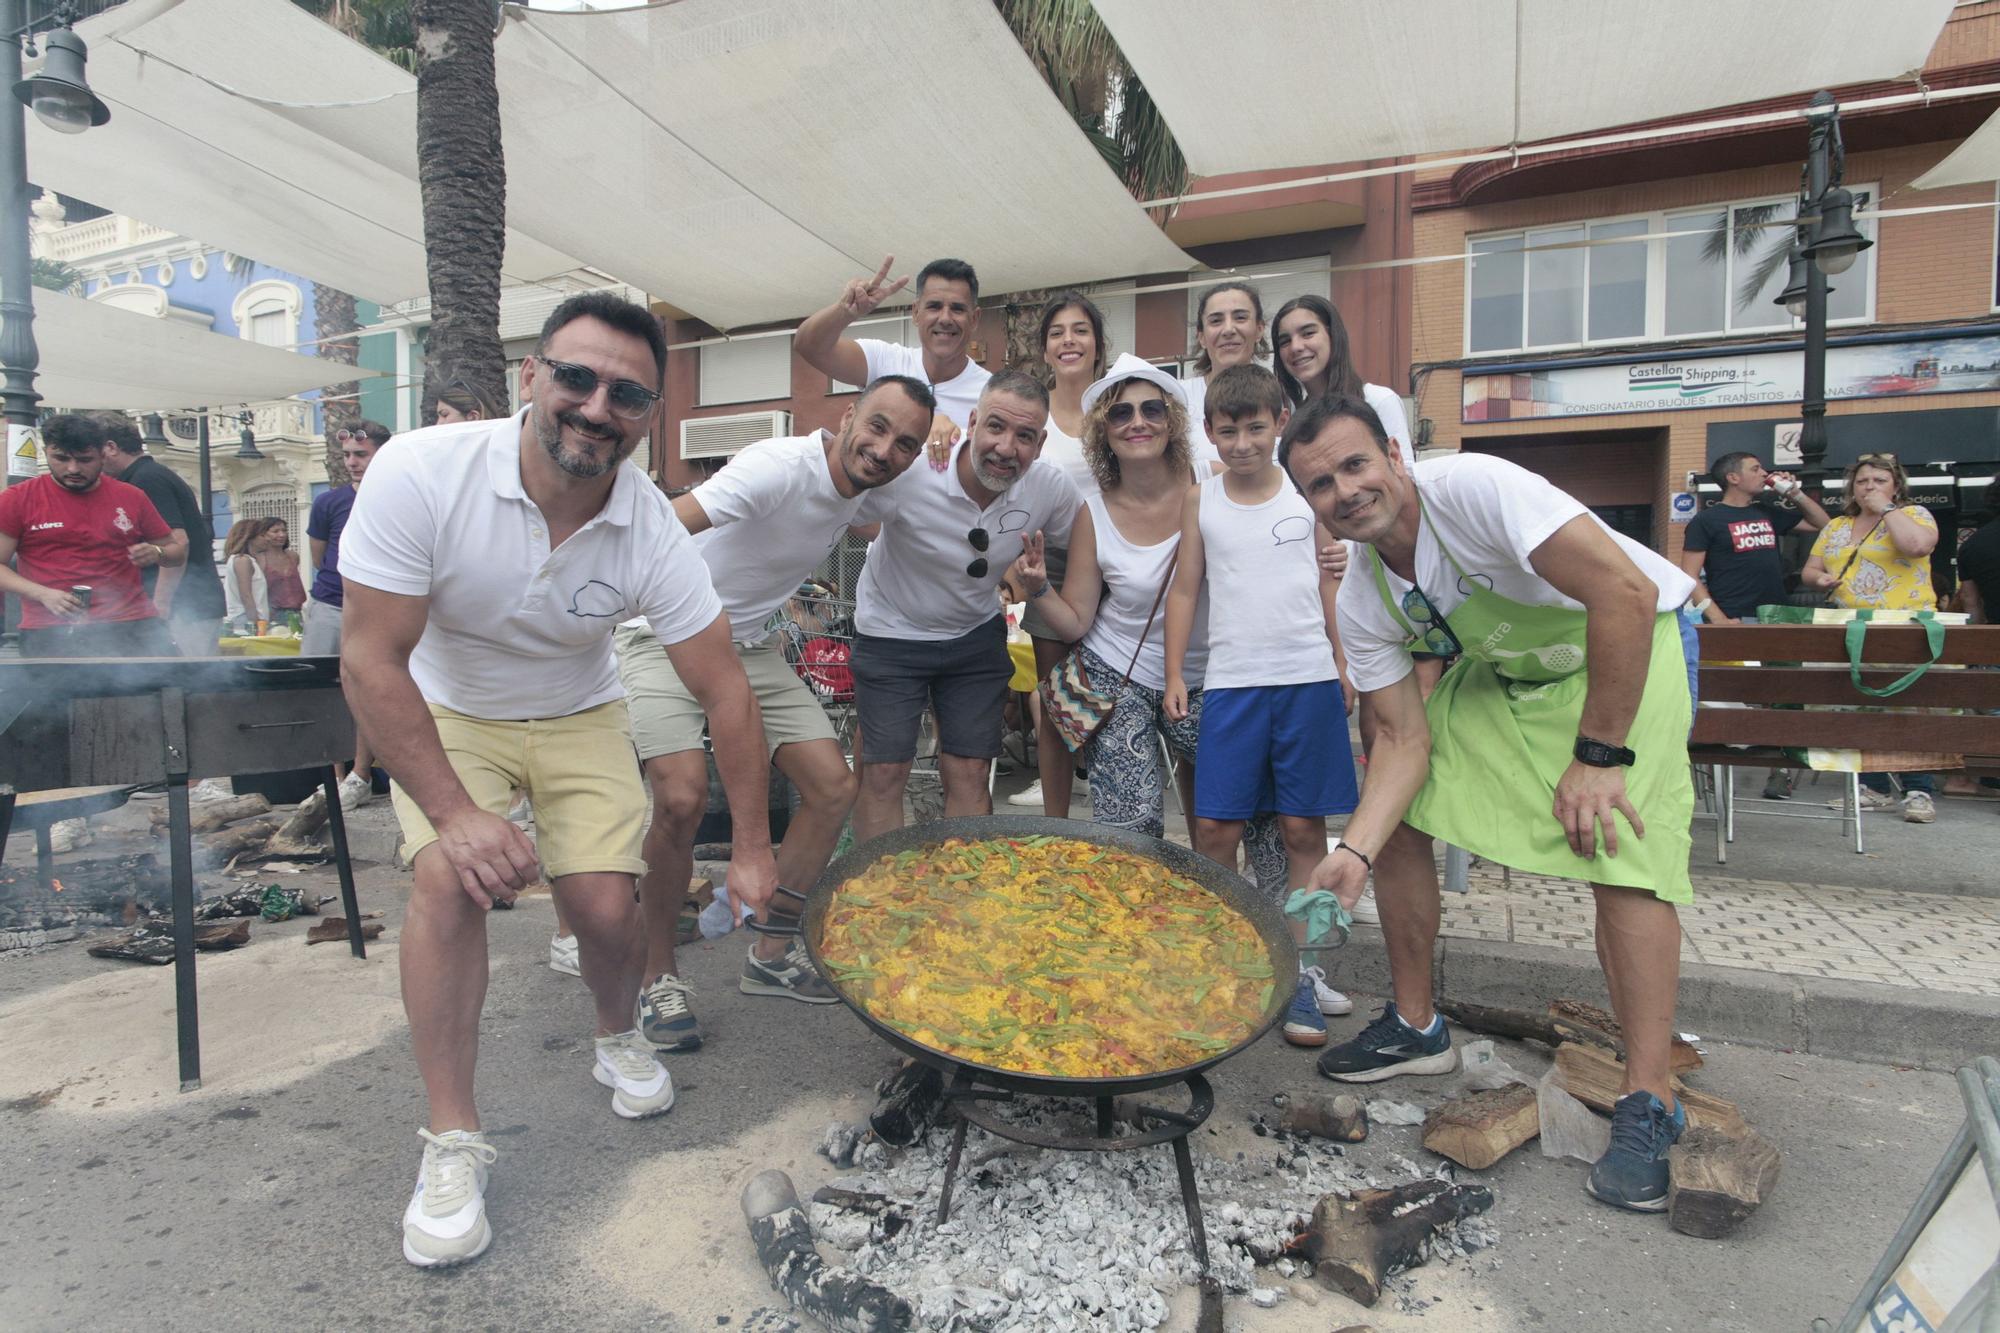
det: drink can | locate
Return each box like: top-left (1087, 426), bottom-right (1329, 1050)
top-left (71, 585), bottom-right (92, 611)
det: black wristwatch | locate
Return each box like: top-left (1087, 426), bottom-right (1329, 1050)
top-left (1574, 735), bottom-right (1636, 768)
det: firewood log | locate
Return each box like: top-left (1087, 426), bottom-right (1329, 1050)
top-left (1436, 997), bottom-right (1701, 1072)
top-left (265, 789), bottom-right (332, 855)
top-left (1274, 1092), bottom-right (1370, 1142)
top-left (1669, 1126), bottom-right (1781, 1238)
top-left (742, 1169), bottom-right (912, 1332)
top-left (1295, 1179), bottom-right (1494, 1307)
top-left (196, 819), bottom-right (283, 865)
top-left (149, 794), bottom-right (271, 834)
top-left (1551, 1043), bottom-right (1746, 1138)
top-left (869, 1059), bottom-right (944, 1147)
top-left (1422, 1084), bottom-right (1539, 1169)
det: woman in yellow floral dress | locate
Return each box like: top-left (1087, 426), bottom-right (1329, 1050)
top-left (1801, 453), bottom-right (1942, 821)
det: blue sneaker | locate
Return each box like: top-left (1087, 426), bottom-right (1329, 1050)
top-left (1281, 972), bottom-right (1327, 1047)
top-left (1317, 1002), bottom-right (1457, 1082)
top-left (1586, 1091), bottom-right (1687, 1213)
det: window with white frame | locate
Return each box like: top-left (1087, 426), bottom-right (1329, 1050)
top-left (1185, 259), bottom-right (1329, 356)
top-left (699, 332), bottom-right (793, 406)
top-left (230, 278), bottom-right (303, 350)
top-left (1465, 188), bottom-right (1877, 355)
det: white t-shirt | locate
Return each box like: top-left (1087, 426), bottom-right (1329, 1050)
top-left (1177, 376), bottom-right (1224, 473)
top-left (1036, 417), bottom-right (1098, 505)
top-left (1196, 472), bottom-right (1336, 690)
top-left (859, 340), bottom-right (992, 432)
top-left (339, 412), bottom-right (723, 721)
top-left (1361, 382), bottom-right (1419, 471)
top-left (683, 431), bottom-right (869, 643)
top-left (1336, 452), bottom-right (1697, 694)
top-left (1080, 495), bottom-right (1205, 691)
top-left (855, 442), bottom-right (1081, 642)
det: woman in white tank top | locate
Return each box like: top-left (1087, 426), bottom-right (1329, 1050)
top-left (1011, 355), bottom-right (1286, 893)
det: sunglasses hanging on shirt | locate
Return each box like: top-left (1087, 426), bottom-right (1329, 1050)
top-left (966, 526), bottom-right (990, 578)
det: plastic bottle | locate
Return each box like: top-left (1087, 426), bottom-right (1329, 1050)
top-left (697, 895), bottom-right (736, 939)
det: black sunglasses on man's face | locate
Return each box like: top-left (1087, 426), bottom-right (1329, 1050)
top-left (536, 355), bottom-right (662, 420)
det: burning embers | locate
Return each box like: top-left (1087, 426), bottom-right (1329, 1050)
top-left (0, 853), bottom-right (167, 949)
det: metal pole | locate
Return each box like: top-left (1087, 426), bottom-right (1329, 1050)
top-left (196, 408), bottom-right (212, 527)
top-left (0, 0), bottom-right (42, 485)
top-left (1797, 93), bottom-right (1835, 482)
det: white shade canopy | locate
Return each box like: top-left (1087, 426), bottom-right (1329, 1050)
top-left (30, 0), bottom-right (581, 305)
top-left (1093, 0), bottom-right (1956, 177)
top-left (483, 0), bottom-right (1194, 328)
top-left (24, 291), bottom-right (383, 410)
top-left (1914, 106), bottom-right (2000, 189)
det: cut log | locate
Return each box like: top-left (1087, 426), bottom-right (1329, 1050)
top-left (1437, 997), bottom-right (1700, 1072)
top-left (1551, 1043), bottom-right (1747, 1139)
top-left (1274, 1092), bottom-right (1369, 1143)
top-left (265, 789), bottom-right (332, 855)
top-left (869, 1059), bottom-right (945, 1148)
top-left (1422, 1084), bottom-right (1540, 1169)
top-left (742, 1169), bottom-right (912, 1332)
top-left (149, 794), bottom-right (271, 834)
top-left (1548, 998), bottom-right (1702, 1074)
top-left (1669, 1126), bottom-right (1781, 1239)
top-left (197, 818), bottom-right (283, 865)
top-left (811, 1186), bottom-right (914, 1240)
top-left (306, 917), bottom-right (384, 946)
top-left (1295, 1179), bottom-right (1494, 1308)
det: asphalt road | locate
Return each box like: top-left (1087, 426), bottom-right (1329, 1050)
top-left (0, 840), bottom-right (1971, 1333)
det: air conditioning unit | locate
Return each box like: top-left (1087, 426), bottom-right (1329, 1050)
top-left (681, 409), bottom-right (790, 461)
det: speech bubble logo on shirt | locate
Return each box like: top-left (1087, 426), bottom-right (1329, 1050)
top-left (1271, 515), bottom-right (1312, 546)
top-left (566, 579), bottom-right (627, 619)
top-left (993, 508), bottom-right (1032, 534)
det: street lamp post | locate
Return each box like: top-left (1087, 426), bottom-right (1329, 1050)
top-left (1778, 91), bottom-right (1873, 487)
top-left (0, 0), bottom-right (108, 488)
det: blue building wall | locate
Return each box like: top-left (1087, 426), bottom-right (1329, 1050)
top-left (89, 256), bottom-right (319, 341)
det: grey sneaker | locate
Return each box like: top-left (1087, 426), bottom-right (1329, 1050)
top-left (1903, 791), bottom-right (1937, 824)
top-left (740, 938), bottom-right (840, 1004)
top-left (402, 1128), bottom-right (498, 1268)
top-left (636, 973), bottom-right (701, 1052)
top-left (1852, 787), bottom-right (1899, 813)
top-left (592, 1031), bottom-right (675, 1119)
top-left (548, 933), bottom-right (580, 977)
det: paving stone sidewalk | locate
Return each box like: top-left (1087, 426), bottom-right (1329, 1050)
top-left (1439, 864), bottom-right (2000, 997)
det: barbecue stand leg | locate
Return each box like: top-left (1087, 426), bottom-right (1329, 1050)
top-left (320, 766), bottom-right (366, 958)
top-left (1096, 1095), bottom-right (1114, 1138)
top-left (936, 1111), bottom-right (971, 1225)
top-left (162, 688), bottom-right (201, 1092)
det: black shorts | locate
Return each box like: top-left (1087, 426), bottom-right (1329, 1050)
top-left (851, 616), bottom-right (1012, 764)
top-left (18, 617), bottom-right (178, 658)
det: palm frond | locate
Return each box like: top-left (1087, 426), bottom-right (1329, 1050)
top-left (1733, 234), bottom-right (1795, 317)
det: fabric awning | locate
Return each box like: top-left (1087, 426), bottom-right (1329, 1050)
top-left (1093, 0), bottom-right (1956, 176)
top-left (29, 0), bottom-right (581, 305)
top-left (484, 0), bottom-right (1194, 328)
top-left (1914, 106), bottom-right (2000, 189)
top-left (25, 292), bottom-right (383, 410)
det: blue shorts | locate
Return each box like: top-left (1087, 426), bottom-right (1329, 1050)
top-left (1194, 681), bottom-right (1359, 820)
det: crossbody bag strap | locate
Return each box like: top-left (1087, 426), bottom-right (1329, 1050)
top-left (1113, 550), bottom-right (1179, 692)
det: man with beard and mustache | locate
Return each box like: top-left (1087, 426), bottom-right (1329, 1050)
top-left (1279, 394), bottom-right (1700, 1217)
top-left (796, 256), bottom-right (992, 432)
top-left (337, 293), bottom-right (780, 1269)
top-left (848, 369), bottom-right (1081, 838)
top-left (0, 413), bottom-right (184, 657)
top-left (606, 375), bottom-right (936, 1051)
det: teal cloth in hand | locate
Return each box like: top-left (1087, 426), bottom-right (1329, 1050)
top-left (1284, 889), bottom-right (1352, 951)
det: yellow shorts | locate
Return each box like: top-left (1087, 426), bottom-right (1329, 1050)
top-left (390, 699), bottom-right (648, 879)
top-left (613, 624), bottom-right (836, 762)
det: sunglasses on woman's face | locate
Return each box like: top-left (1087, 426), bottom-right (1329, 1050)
top-left (1106, 398), bottom-right (1169, 428)
top-left (966, 526), bottom-right (990, 578)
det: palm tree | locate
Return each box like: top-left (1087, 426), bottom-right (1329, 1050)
top-left (1705, 201), bottom-right (1795, 323)
top-left (314, 286), bottom-right (362, 483)
top-left (29, 257), bottom-right (82, 294)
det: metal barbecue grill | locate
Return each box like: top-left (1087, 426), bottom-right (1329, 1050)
top-left (805, 815), bottom-right (1299, 1300)
top-left (0, 655), bottom-right (368, 1090)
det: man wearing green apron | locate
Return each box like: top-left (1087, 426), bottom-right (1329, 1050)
top-left (1280, 395), bottom-right (1699, 1214)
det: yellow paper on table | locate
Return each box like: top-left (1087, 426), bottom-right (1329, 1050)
top-left (217, 634), bottom-right (303, 657)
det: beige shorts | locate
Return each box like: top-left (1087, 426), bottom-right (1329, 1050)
top-left (390, 699), bottom-right (647, 879)
top-left (613, 624), bottom-right (837, 762)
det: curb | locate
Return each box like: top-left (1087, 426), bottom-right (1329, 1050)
top-left (1330, 927), bottom-right (2000, 1073)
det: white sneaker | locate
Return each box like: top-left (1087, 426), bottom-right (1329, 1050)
top-left (338, 771), bottom-right (374, 809)
top-left (593, 1031), bottom-right (676, 1119)
top-left (1303, 964), bottom-right (1354, 1016)
top-left (1349, 886), bottom-right (1380, 926)
top-left (1007, 780), bottom-right (1044, 808)
top-left (402, 1128), bottom-right (497, 1268)
top-left (548, 933), bottom-right (580, 977)
top-left (1903, 791), bottom-right (1937, 825)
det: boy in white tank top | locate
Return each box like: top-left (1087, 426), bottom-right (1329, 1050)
top-left (1162, 365), bottom-right (1361, 1050)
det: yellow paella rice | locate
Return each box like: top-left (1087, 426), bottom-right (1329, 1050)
top-left (816, 835), bottom-right (1276, 1079)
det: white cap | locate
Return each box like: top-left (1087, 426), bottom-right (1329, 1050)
top-left (1081, 352), bottom-right (1188, 415)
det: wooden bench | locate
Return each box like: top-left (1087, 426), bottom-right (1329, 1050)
top-left (1691, 624), bottom-right (2000, 859)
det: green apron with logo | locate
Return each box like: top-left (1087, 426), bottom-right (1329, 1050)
top-left (1368, 530), bottom-right (1693, 903)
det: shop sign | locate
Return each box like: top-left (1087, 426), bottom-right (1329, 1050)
top-left (1464, 332), bottom-right (2000, 423)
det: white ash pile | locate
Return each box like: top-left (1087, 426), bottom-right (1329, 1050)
top-left (808, 1091), bottom-right (1499, 1331)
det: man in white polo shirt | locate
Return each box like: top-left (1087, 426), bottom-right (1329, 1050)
top-left (795, 255), bottom-right (992, 431)
top-left (850, 369), bottom-right (1081, 838)
top-left (338, 293), bottom-right (780, 1270)
top-left (610, 375), bottom-right (936, 1052)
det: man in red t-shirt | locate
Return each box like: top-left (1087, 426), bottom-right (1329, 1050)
top-left (0, 414), bottom-right (186, 657)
